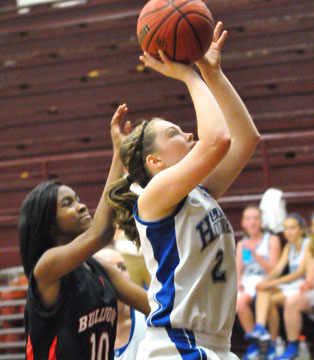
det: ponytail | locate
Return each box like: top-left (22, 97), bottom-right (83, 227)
top-left (105, 176), bottom-right (140, 247)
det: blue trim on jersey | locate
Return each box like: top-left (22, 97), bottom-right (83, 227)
top-left (146, 219), bottom-right (179, 326)
top-left (114, 308), bottom-right (136, 357)
top-left (197, 184), bottom-right (211, 194)
top-left (133, 199), bottom-right (186, 327)
top-left (166, 328), bottom-right (207, 359)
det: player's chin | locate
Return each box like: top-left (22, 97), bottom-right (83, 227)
top-left (79, 217), bottom-right (92, 231)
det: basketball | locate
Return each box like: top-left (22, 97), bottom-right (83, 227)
top-left (137, 0), bottom-right (215, 64)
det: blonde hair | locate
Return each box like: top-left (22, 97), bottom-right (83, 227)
top-left (242, 204), bottom-right (261, 218)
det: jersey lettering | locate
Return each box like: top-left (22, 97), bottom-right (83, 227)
top-left (78, 306), bottom-right (116, 333)
top-left (196, 207), bottom-right (232, 251)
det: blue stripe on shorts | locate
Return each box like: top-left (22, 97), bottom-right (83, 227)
top-left (165, 328), bottom-right (207, 359)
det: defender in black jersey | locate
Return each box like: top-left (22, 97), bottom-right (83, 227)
top-left (19, 105), bottom-right (150, 360)
top-left (25, 258), bottom-right (118, 359)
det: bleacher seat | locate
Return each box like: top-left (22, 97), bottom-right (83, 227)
top-left (0, 267), bottom-right (27, 359)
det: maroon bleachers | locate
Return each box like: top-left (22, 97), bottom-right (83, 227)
top-left (1, 0), bottom-right (314, 265)
top-left (1, 1), bottom-right (314, 357)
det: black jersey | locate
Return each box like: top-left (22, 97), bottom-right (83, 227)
top-left (25, 257), bottom-right (117, 359)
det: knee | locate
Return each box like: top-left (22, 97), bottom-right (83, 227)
top-left (285, 294), bottom-right (303, 312)
top-left (236, 294), bottom-right (252, 312)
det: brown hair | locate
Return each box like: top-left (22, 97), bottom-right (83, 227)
top-left (106, 119), bottom-right (160, 246)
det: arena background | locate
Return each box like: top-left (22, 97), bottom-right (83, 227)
top-left (1, 0), bottom-right (313, 268)
top-left (0, 0), bottom-right (313, 355)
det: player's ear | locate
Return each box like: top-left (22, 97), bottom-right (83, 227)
top-left (146, 154), bottom-right (163, 169)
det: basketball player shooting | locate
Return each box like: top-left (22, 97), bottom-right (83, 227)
top-left (106, 21), bottom-right (261, 359)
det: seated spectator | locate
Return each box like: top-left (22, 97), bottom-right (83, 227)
top-left (95, 247), bottom-right (146, 360)
top-left (236, 204), bottom-right (281, 360)
top-left (277, 221), bottom-right (314, 359)
top-left (0, 272), bottom-right (28, 355)
top-left (245, 213), bottom-right (310, 360)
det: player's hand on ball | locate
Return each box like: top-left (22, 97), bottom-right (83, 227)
top-left (139, 50), bottom-right (195, 82)
top-left (196, 21), bottom-right (227, 73)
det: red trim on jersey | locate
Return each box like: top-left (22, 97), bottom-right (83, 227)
top-left (48, 336), bottom-right (57, 360)
top-left (98, 275), bottom-right (105, 287)
top-left (26, 334), bottom-right (34, 359)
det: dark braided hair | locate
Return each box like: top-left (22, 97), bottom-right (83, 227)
top-left (106, 118), bottom-right (159, 246)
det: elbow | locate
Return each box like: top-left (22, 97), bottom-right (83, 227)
top-left (200, 131), bottom-right (231, 162)
top-left (254, 131), bottom-right (261, 145)
top-left (250, 129), bottom-right (261, 148)
top-left (217, 132), bottom-right (232, 157)
top-left (101, 225), bottom-right (116, 245)
top-left (245, 130), bottom-right (261, 154)
top-left (144, 303), bottom-right (151, 317)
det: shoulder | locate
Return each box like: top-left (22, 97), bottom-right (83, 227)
top-left (88, 256), bottom-right (105, 271)
top-left (26, 269), bottom-right (69, 314)
top-left (268, 233), bottom-right (281, 245)
top-left (89, 256), bottom-right (112, 282)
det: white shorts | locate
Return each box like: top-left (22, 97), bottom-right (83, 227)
top-left (305, 289), bottom-right (314, 306)
top-left (278, 279), bottom-right (304, 298)
top-left (136, 327), bottom-right (240, 360)
top-left (240, 274), bottom-right (263, 298)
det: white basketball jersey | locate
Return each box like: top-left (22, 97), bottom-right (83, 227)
top-left (242, 232), bottom-right (271, 277)
top-left (134, 185), bottom-right (237, 342)
top-left (278, 238), bottom-right (310, 298)
top-left (288, 237), bottom-right (310, 273)
top-left (114, 309), bottom-right (146, 360)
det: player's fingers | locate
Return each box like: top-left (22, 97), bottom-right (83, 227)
top-left (123, 120), bottom-right (132, 135)
top-left (217, 30), bottom-right (228, 48)
top-left (157, 49), bottom-right (170, 64)
top-left (111, 105), bottom-right (124, 124)
top-left (140, 52), bottom-right (164, 72)
top-left (111, 104), bottom-right (128, 126)
top-left (212, 21), bottom-right (223, 42)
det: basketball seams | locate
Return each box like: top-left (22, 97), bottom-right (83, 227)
top-left (173, 8), bottom-right (212, 62)
top-left (138, 3), bottom-right (170, 22)
top-left (162, 0), bottom-right (203, 60)
top-left (137, 0), bottom-right (214, 64)
top-left (138, 0), bottom-right (198, 21)
top-left (143, 0), bottom-right (196, 55)
top-left (144, 9), bottom-right (179, 57)
top-left (174, 11), bottom-right (213, 58)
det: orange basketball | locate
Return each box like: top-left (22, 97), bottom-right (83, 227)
top-left (137, 0), bottom-right (215, 64)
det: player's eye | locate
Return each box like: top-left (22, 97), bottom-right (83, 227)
top-left (62, 198), bottom-right (72, 207)
top-left (168, 129), bottom-right (177, 137)
top-left (117, 263), bottom-right (127, 272)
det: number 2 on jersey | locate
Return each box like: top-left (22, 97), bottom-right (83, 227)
top-left (211, 249), bottom-right (226, 283)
